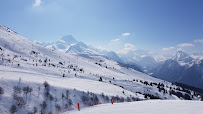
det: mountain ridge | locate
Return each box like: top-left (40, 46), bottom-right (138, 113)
top-left (151, 51), bottom-right (203, 89)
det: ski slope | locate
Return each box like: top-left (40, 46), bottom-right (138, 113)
top-left (66, 100), bottom-right (203, 114)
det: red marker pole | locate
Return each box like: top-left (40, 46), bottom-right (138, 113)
top-left (111, 99), bottom-right (113, 104)
top-left (78, 103), bottom-right (80, 111)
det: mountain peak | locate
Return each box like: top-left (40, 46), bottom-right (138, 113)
top-left (76, 41), bottom-right (88, 48)
top-left (66, 41), bottom-right (88, 53)
top-left (172, 51), bottom-right (193, 64)
top-left (177, 50), bottom-right (187, 55)
top-left (48, 35), bottom-right (78, 50)
top-left (173, 51), bottom-right (188, 60)
top-left (60, 35), bottom-right (78, 45)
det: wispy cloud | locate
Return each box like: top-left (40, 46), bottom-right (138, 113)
top-left (154, 55), bottom-right (166, 62)
top-left (111, 39), bottom-right (120, 42)
top-left (122, 33), bottom-right (130, 37)
top-left (124, 43), bottom-right (135, 48)
top-left (162, 47), bottom-right (174, 51)
top-left (118, 43), bottom-right (136, 53)
top-left (194, 39), bottom-right (203, 43)
top-left (177, 43), bottom-right (195, 47)
top-left (33, 0), bottom-right (42, 7)
top-left (141, 55), bottom-right (147, 58)
top-left (177, 48), bottom-right (183, 51)
top-left (148, 51), bottom-right (154, 54)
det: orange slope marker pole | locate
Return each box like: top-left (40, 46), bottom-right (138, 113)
top-left (78, 103), bottom-right (80, 111)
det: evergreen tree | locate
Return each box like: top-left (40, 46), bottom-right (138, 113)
top-left (99, 77), bottom-right (103, 82)
top-left (0, 86), bottom-right (4, 96)
top-left (10, 105), bottom-right (17, 114)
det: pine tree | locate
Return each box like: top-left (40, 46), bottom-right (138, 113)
top-left (99, 77), bottom-right (103, 82)
top-left (33, 106), bottom-right (38, 114)
top-left (0, 86), bottom-right (4, 96)
top-left (43, 81), bottom-right (50, 91)
top-left (10, 105), bottom-right (17, 114)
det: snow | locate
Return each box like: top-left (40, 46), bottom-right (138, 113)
top-left (65, 100), bottom-right (203, 114)
top-left (172, 51), bottom-right (195, 67)
top-left (0, 65), bottom-right (137, 98)
top-left (0, 24), bottom-right (202, 114)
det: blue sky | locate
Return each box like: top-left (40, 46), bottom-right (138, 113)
top-left (0, 0), bottom-right (203, 56)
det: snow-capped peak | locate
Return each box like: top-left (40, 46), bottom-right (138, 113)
top-left (172, 51), bottom-right (193, 63)
top-left (65, 41), bottom-right (89, 53)
top-left (60, 35), bottom-right (78, 45)
top-left (44, 35), bottom-right (79, 52)
top-left (76, 41), bottom-right (88, 48)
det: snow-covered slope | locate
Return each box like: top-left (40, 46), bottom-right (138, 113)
top-left (0, 25), bottom-right (202, 114)
top-left (65, 100), bottom-right (203, 114)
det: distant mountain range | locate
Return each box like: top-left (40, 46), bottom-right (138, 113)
top-left (36, 35), bottom-right (203, 89)
top-left (37, 35), bottom-right (143, 72)
top-left (118, 50), bottom-right (162, 72)
top-left (150, 51), bottom-right (203, 89)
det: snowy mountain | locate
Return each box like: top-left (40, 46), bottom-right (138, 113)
top-left (151, 51), bottom-right (203, 89)
top-left (172, 51), bottom-right (194, 67)
top-left (136, 55), bottom-right (159, 72)
top-left (118, 50), bottom-right (160, 72)
top-left (0, 25), bottom-right (202, 114)
top-left (64, 42), bottom-right (143, 72)
top-left (150, 59), bottom-right (185, 82)
top-left (42, 35), bottom-right (143, 71)
top-left (43, 35), bottom-right (124, 63)
top-left (102, 51), bottom-right (123, 63)
top-left (178, 60), bottom-right (203, 89)
top-left (46, 35), bottom-right (78, 52)
top-left (60, 35), bottom-right (78, 45)
top-left (65, 41), bottom-right (99, 55)
top-left (66, 41), bottom-right (87, 53)
top-left (150, 51), bottom-right (192, 81)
